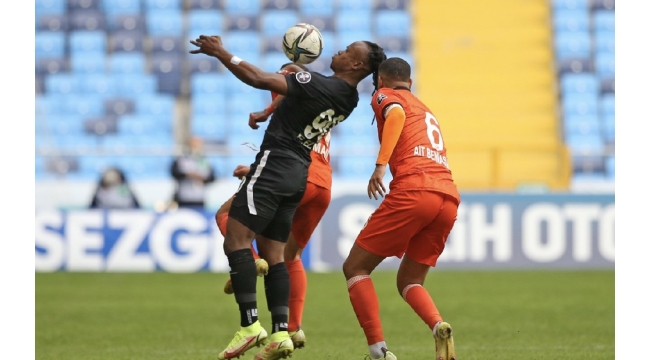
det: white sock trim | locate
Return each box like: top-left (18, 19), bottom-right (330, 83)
top-left (401, 283), bottom-right (422, 300)
top-left (346, 275), bottom-right (370, 289)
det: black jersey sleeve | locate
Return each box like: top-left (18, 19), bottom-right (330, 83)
top-left (285, 71), bottom-right (322, 98)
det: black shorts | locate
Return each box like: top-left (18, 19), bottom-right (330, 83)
top-left (229, 150), bottom-right (308, 242)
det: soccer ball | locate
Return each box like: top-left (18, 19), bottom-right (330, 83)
top-left (282, 23), bottom-right (324, 65)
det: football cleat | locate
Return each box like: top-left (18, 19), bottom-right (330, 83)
top-left (223, 259), bottom-right (270, 295)
top-left (253, 331), bottom-right (294, 360)
top-left (364, 347), bottom-right (397, 360)
top-left (289, 329), bottom-right (306, 349)
top-left (217, 321), bottom-right (267, 360)
top-left (434, 322), bottom-right (457, 360)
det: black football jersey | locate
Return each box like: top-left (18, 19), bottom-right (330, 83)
top-left (260, 71), bottom-right (359, 164)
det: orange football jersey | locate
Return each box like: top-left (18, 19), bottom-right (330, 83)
top-left (371, 88), bottom-right (460, 203)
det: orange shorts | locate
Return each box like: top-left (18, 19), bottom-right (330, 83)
top-left (217, 212), bottom-right (229, 237)
top-left (355, 190), bottom-right (458, 267)
top-left (290, 181), bottom-right (331, 248)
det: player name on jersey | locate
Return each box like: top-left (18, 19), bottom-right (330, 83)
top-left (413, 145), bottom-right (449, 169)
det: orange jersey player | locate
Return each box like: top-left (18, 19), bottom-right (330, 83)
top-left (342, 57), bottom-right (460, 360)
top-left (215, 62), bottom-right (333, 350)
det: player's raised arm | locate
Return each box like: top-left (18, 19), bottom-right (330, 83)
top-left (189, 35), bottom-right (288, 95)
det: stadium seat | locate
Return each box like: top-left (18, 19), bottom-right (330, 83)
top-left (191, 94), bottom-right (228, 116)
top-left (62, 95), bottom-right (105, 117)
top-left (591, 0), bottom-right (615, 11)
top-left (227, 15), bottom-right (260, 31)
top-left (187, 10), bottom-right (225, 37)
top-left (45, 74), bottom-right (80, 95)
top-left (557, 57), bottom-right (593, 74)
top-left (375, 0), bottom-right (408, 10)
top-left (110, 53), bottom-right (146, 73)
top-left (565, 133), bottom-right (605, 156)
top-left (191, 115), bottom-right (229, 141)
top-left (261, 52), bottom-right (294, 72)
top-left (36, 58), bottom-right (68, 75)
top-left (339, 0), bottom-right (374, 11)
top-left (36, 0), bottom-right (66, 17)
top-left (594, 30), bottom-right (615, 53)
top-left (225, 71), bottom-right (263, 95)
top-left (300, 15), bottom-right (334, 33)
top-left (552, 9), bottom-right (589, 32)
top-left (78, 155), bottom-right (124, 179)
top-left (136, 94), bottom-right (176, 121)
top-left (600, 77), bottom-right (615, 94)
top-left (109, 14), bottom-right (145, 32)
top-left (223, 0), bottom-right (262, 16)
top-left (264, 0), bottom-right (298, 10)
top-left (554, 31), bottom-right (591, 60)
top-left (560, 73), bottom-right (599, 95)
top-left (377, 36), bottom-right (411, 53)
top-left (109, 30), bottom-right (144, 52)
top-left (190, 73), bottom-right (227, 94)
top-left (227, 95), bottom-right (265, 122)
top-left (563, 114), bottom-right (600, 136)
top-left (114, 155), bottom-right (173, 179)
top-left (151, 35), bottom-right (184, 54)
top-left (104, 97), bottom-right (136, 116)
top-left (336, 10), bottom-right (372, 33)
top-left (36, 95), bottom-right (63, 117)
top-left (601, 113), bottom-right (615, 144)
top-left (103, 0), bottom-right (141, 16)
top-left (337, 31), bottom-right (375, 51)
top-left (68, 0), bottom-right (101, 11)
top-left (47, 115), bottom-right (85, 136)
top-left (551, 0), bottom-right (589, 11)
top-left (593, 10), bottom-right (615, 32)
top-left (336, 155), bottom-right (377, 179)
top-left (145, 0), bottom-right (182, 11)
top-left (207, 155), bottom-right (229, 178)
top-left (599, 94), bottom-right (615, 116)
top-left (260, 10), bottom-right (300, 36)
top-left (68, 10), bottom-right (106, 31)
top-left (36, 75), bottom-right (45, 94)
top-left (604, 155), bottom-right (615, 179)
top-left (146, 10), bottom-right (184, 36)
top-left (35, 32), bottom-right (66, 60)
top-left (69, 31), bottom-right (107, 55)
top-left (299, 0), bottom-right (334, 16)
top-left (84, 115), bottom-right (119, 135)
top-left (562, 93), bottom-right (599, 117)
top-left (374, 10), bottom-right (411, 37)
top-left (36, 14), bottom-right (69, 32)
top-left (119, 114), bottom-right (167, 135)
top-left (70, 53), bottom-right (107, 74)
top-left (114, 73), bottom-right (158, 95)
top-left (188, 56), bottom-right (222, 74)
top-left (52, 133), bottom-right (100, 152)
top-left (187, 0), bottom-right (221, 10)
top-left (223, 31), bottom-right (262, 54)
top-left (81, 74), bottom-right (116, 95)
top-left (594, 52), bottom-right (615, 78)
top-left (42, 156), bottom-right (82, 178)
top-left (151, 54), bottom-right (184, 95)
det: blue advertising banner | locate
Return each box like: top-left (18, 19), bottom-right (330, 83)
top-left (35, 193), bottom-right (614, 272)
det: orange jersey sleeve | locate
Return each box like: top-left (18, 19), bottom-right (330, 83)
top-left (307, 132), bottom-right (332, 190)
top-left (371, 88), bottom-right (460, 203)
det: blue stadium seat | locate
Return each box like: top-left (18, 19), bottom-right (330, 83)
top-left (78, 155), bottom-right (123, 179)
top-left (591, 0), bottom-right (615, 11)
top-left (565, 133), bottom-right (604, 156)
top-left (191, 94), bottom-right (228, 116)
top-left (552, 9), bottom-right (589, 32)
top-left (104, 97), bottom-right (136, 116)
top-left (227, 15), bottom-right (259, 31)
top-left (109, 14), bottom-right (145, 32)
top-left (36, 0), bottom-right (66, 17)
top-left (187, 10), bottom-right (225, 38)
top-left (81, 74), bottom-right (116, 95)
top-left (45, 74), bottom-right (81, 95)
top-left (604, 155), bottom-right (615, 179)
top-left (109, 30), bottom-right (145, 52)
top-left (207, 155), bottom-right (229, 178)
top-left (63, 95), bottom-right (105, 117)
top-left (52, 133), bottom-right (100, 151)
top-left (377, 37), bottom-right (411, 53)
top-left (68, 0), bottom-right (101, 11)
top-left (594, 52), bottom-right (615, 78)
top-left (146, 10), bottom-right (184, 36)
top-left (189, 56), bottom-right (222, 74)
top-left (562, 93), bottom-right (599, 117)
top-left (191, 115), bottom-right (229, 141)
top-left (300, 15), bottom-right (334, 33)
top-left (36, 95), bottom-right (64, 117)
top-left (227, 95), bottom-right (265, 122)
top-left (225, 71), bottom-right (264, 95)
top-left (119, 114), bottom-right (165, 135)
top-left (551, 0), bottom-right (589, 11)
top-left (557, 57), bottom-right (593, 74)
top-left (35, 32), bottom-right (66, 60)
top-left (560, 73), bottom-right (599, 95)
top-left (68, 10), bottom-right (106, 31)
top-left (187, 0), bottom-right (222, 10)
top-left (70, 53), bottom-right (107, 74)
top-left (264, 0), bottom-right (298, 10)
top-left (299, 0), bottom-right (334, 16)
top-left (593, 10), bottom-right (615, 32)
top-left (69, 31), bottom-right (107, 54)
top-left (336, 155), bottom-right (377, 179)
top-left (145, 0), bottom-right (182, 11)
top-left (135, 94), bottom-right (176, 121)
top-left (594, 30), bottom-right (615, 53)
top-left (223, 31), bottom-right (262, 53)
top-left (47, 115), bottom-right (85, 136)
top-left (554, 31), bottom-right (591, 60)
top-left (375, 0), bottom-right (408, 10)
top-left (36, 58), bottom-right (68, 75)
top-left (336, 10), bottom-right (372, 33)
top-left (115, 155), bottom-right (174, 179)
top-left (261, 52), bottom-right (294, 72)
top-left (339, 0), bottom-right (374, 11)
top-left (110, 53), bottom-right (146, 73)
top-left (190, 73), bottom-right (228, 94)
top-left (599, 94), bottom-right (615, 116)
top-left (36, 14), bottom-right (68, 32)
top-left (260, 10), bottom-right (300, 36)
top-left (336, 31), bottom-right (375, 51)
top-left (600, 77), bottom-right (615, 94)
top-left (223, 0), bottom-right (261, 15)
top-left (151, 35), bottom-right (184, 54)
top-left (114, 74), bottom-right (158, 95)
top-left (563, 114), bottom-right (600, 136)
top-left (151, 54), bottom-right (184, 95)
top-left (103, 0), bottom-right (141, 16)
top-left (601, 114), bottom-right (614, 144)
top-left (374, 10), bottom-right (410, 37)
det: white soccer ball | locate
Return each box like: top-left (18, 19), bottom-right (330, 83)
top-left (281, 23), bottom-right (324, 65)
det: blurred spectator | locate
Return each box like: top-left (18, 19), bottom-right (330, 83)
top-left (170, 136), bottom-right (216, 208)
top-left (90, 167), bottom-right (140, 209)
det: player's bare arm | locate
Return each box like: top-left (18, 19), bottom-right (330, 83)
top-left (189, 35), bottom-right (288, 95)
top-left (233, 165), bottom-right (250, 179)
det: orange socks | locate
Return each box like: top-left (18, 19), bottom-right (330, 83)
top-left (217, 213), bottom-right (260, 260)
top-left (286, 259), bottom-right (307, 332)
top-left (402, 284), bottom-right (443, 330)
top-left (347, 275), bottom-right (384, 345)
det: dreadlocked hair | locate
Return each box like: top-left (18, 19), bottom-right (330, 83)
top-left (362, 41), bottom-right (387, 93)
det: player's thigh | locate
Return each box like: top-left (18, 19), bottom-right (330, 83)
top-left (290, 182), bottom-right (331, 248)
top-left (355, 190), bottom-right (434, 259)
top-left (406, 193), bottom-right (459, 267)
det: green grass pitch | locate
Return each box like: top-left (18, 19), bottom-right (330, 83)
top-left (36, 270), bottom-right (614, 359)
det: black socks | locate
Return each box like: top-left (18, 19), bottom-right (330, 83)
top-left (264, 263), bottom-right (290, 333)
top-left (227, 248), bottom-right (258, 327)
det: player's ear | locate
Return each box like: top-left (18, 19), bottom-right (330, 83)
top-left (378, 75), bottom-right (385, 89)
top-left (408, 78), bottom-right (413, 89)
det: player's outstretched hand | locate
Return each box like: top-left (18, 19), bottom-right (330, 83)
top-left (248, 111), bottom-right (270, 129)
top-left (367, 165), bottom-right (387, 200)
top-left (189, 35), bottom-right (223, 56)
top-left (233, 165), bottom-right (251, 179)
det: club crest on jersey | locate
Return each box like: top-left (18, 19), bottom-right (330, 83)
top-left (376, 93), bottom-right (387, 105)
top-left (296, 71), bottom-right (311, 84)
